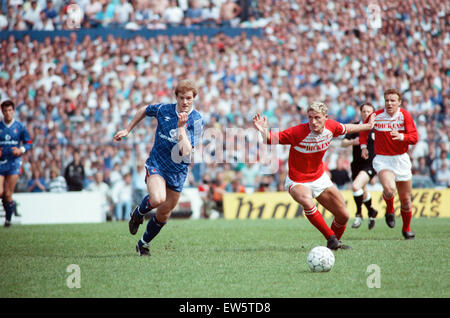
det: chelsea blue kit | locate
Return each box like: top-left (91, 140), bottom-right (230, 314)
top-left (144, 103), bottom-right (203, 192)
top-left (0, 120), bottom-right (33, 176)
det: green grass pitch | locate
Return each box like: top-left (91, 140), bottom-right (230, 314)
top-left (0, 217), bottom-right (449, 298)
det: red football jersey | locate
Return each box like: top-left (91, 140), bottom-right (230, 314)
top-left (359, 108), bottom-right (418, 156)
top-left (268, 120), bottom-right (347, 182)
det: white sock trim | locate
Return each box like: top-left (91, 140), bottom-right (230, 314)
top-left (304, 206), bottom-right (318, 216)
top-left (363, 193), bottom-right (371, 202)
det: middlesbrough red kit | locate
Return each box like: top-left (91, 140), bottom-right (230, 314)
top-left (268, 120), bottom-right (347, 183)
top-left (359, 108), bottom-right (418, 155)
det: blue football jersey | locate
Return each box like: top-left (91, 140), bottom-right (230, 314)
top-left (0, 119), bottom-right (33, 174)
top-left (146, 103), bottom-right (203, 174)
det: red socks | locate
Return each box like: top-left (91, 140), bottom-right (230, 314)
top-left (304, 206), bottom-right (335, 240)
top-left (401, 208), bottom-right (412, 232)
top-left (331, 219), bottom-right (347, 240)
top-left (383, 193), bottom-right (395, 214)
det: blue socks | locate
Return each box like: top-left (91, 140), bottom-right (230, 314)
top-left (135, 195), bottom-right (152, 217)
top-left (2, 200), bottom-right (15, 222)
top-left (141, 214), bottom-right (166, 245)
top-left (135, 194), bottom-right (166, 247)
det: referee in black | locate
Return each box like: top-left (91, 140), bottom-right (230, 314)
top-left (341, 103), bottom-right (378, 230)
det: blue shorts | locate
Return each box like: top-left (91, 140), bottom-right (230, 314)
top-left (0, 160), bottom-right (21, 176)
top-left (144, 159), bottom-right (187, 193)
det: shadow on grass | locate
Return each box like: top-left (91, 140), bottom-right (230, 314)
top-left (212, 246), bottom-right (308, 253)
top-left (12, 253), bottom-right (136, 259)
top-left (345, 235), bottom-right (405, 241)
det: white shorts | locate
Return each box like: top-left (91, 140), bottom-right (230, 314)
top-left (372, 153), bottom-right (412, 182)
top-left (285, 172), bottom-right (333, 198)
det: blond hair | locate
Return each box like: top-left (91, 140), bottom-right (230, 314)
top-left (307, 101), bottom-right (328, 114)
top-left (175, 79), bottom-right (198, 98)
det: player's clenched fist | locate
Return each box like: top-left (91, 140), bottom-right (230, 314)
top-left (177, 112), bottom-right (189, 128)
top-left (114, 129), bottom-right (129, 141)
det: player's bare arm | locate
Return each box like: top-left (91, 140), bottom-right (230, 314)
top-left (177, 112), bottom-right (192, 156)
top-left (345, 113), bottom-right (375, 134)
top-left (113, 105), bottom-right (147, 141)
top-left (253, 113), bottom-right (270, 143)
top-left (341, 138), bottom-right (359, 147)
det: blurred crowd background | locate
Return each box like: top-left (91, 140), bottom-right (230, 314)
top-left (0, 0), bottom-right (448, 219)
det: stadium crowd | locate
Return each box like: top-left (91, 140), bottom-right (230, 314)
top-left (1, 0), bottom-right (257, 30)
top-left (0, 0), bottom-right (448, 219)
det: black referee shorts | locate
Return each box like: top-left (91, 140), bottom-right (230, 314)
top-left (351, 163), bottom-right (376, 181)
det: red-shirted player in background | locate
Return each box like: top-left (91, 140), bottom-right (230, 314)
top-left (253, 101), bottom-right (375, 250)
top-left (360, 89), bottom-right (418, 240)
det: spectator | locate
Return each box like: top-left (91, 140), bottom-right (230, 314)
top-left (201, 1), bottom-right (220, 27)
top-left (219, 0), bottom-right (241, 27)
top-left (0, 10), bottom-right (7, 30)
top-left (23, 0), bottom-right (41, 29)
top-left (431, 150), bottom-right (449, 180)
top-left (64, 149), bottom-right (85, 191)
top-left (198, 174), bottom-right (211, 218)
top-left (132, 161), bottom-right (147, 206)
top-left (240, 162), bottom-right (260, 187)
top-left (256, 175), bottom-right (272, 192)
top-left (330, 156), bottom-right (351, 189)
top-left (184, 0), bottom-right (203, 26)
top-left (26, 168), bottom-right (48, 192)
top-left (42, 0), bottom-right (57, 20)
top-left (48, 166), bottom-right (67, 192)
top-left (205, 171), bottom-right (228, 217)
top-left (163, 0), bottom-right (184, 27)
top-left (435, 162), bottom-right (450, 188)
top-left (87, 171), bottom-right (112, 220)
top-left (33, 10), bottom-right (55, 30)
top-left (111, 172), bottom-right (133, 221)
top-left (114, 0), bottom-right (134, 26)
top-left (228, 177), bottom-right (246, 193)
top-left (108, 162), bottom-right (122, 189)
top-left (413, 157), bottom-right (431, 178)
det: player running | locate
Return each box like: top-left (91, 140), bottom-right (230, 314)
top-left (253, 101), bottom-right (375, 250)
top-left (359, 89), bottom-right (418, 240)
top-left (114, 79), bottom-right (204, 256)
top-left (0, 100), bottom-right (33, 227)
top-left (341, 103), bottom-right (378, 230)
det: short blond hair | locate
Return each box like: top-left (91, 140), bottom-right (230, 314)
top-left (307, 101), bottom-right (328, 114)
top-left (175, 79), bottom-right (198, 98)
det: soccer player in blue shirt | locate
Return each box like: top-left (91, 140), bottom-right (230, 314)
top-left (114, 79), bottom-right (204, 256)
top-left (0, 100), bottom-right (33, 227)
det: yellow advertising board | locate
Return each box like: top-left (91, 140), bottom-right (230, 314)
top-left (223, 189), bottom-right (450, 219)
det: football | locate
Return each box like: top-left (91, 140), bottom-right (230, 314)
top-left (307, 246), bottom-right (335, 272)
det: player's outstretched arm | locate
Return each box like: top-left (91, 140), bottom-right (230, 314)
top-left (113, 106), bottom-right (147, 141)
top-left (345, 113), bottom-right (375, 134)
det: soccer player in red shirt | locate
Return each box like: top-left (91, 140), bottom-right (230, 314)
top-left (359, 89), bottom-right (418, 240)
top-left (253, 101), bottom-right (375, 250)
